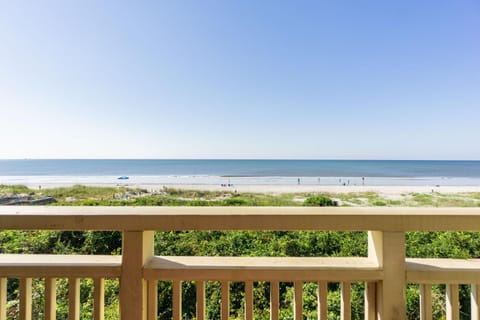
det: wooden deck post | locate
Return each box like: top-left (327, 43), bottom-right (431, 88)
top-left (368, 231), bottom-right (406, 320)
top-left (120, 231), bottom-right (154, 320)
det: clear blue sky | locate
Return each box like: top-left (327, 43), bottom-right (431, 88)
top-left (1, 1), bottom-right (479, 159)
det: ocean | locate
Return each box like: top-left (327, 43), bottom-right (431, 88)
top-left (1, 159), bottom-right (480, 186)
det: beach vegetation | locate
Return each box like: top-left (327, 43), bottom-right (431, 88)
top-left (303, 195), bottom-right (337, 206)
top-left (0, 184), bottom-right (32, 195)
top-left (3, 185), bottom-right (480, 208)
top-left (411, 193), bottom-right (435, 206)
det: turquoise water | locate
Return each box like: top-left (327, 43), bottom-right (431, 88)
top-left (1, 159), bottom-right (480, 186)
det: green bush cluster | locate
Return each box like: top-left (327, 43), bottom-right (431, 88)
top-left (303, 195), bottom-right (338, 207)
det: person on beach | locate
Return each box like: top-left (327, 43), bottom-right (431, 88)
top-left (297, 178), bottom-right (300, 185)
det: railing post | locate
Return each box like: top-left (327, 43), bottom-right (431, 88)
top-left (368, 231), bottom-right (406, 320)
top-left (120, 231), bottom-right (154, 320)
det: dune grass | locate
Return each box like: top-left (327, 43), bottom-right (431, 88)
top-left (1, 184), bottom-right (480, 207)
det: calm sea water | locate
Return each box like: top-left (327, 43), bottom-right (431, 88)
top-left (1, 159), bottom-right (480, 186)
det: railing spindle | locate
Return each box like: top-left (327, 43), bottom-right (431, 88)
top-left (317, 281), bottom-right (328, 320)
top-left (364, 282), bottom-right (376, 320)
top-left (0, 278), bottom-right (6, 320)
top-left (94, 278), bottom-right (105, 320)
top-left (221, 281), bottom-right (229, 320)
top-left (147, 280), bottom-right (158, 320)
top-left (69, 277), bottom-right (80, 320)
top-left (270, 281), bottom-right (279, 320)
top-left (245, 281), bottom-right (254, 320)
top-left (196, 281), bottom-right (205, 320)
top-left (341, 282), bottom-right (351, 320)
top-left (420, 284), bottom-right (432, 320)
top-left (294, 281), bottom-right (303, 320)
top-left (172, 280), bottom-right (182, 320)
top-left (45, 277), bottom-right (57, 320)
top-left (446, 284), bottom-right (459, 320)
top-left (472, 284), bottom-right (480, 320)
top-left (20, 278), bottom-right (32, 320)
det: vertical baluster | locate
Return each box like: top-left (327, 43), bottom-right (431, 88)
top-left (20, 278), bottom-right (32, 320)
top-left (196, 281), bottom-right (205, 320)
top-left (341, 282), bottom-right (351, 320)
top-left (172, 280), bottom-right (182, 320)
top-left (294, 281), bottom-right (303, 320)
top-left (69, 277), bottom-right (80, 320)
top-left (270, 281), bottom-right (279, 320)
top-left (317, 281), bottom-right (327, 320)
top-left (94, 278), bottom-right (105, 320)
top-left (45, 277), bottom-right (57, 320)
top-left (0, 278), bottom-right (6, 320)
top-left (245, 281), bottom-right (253, 320)
top-left (420, 284), bottom-right (432, 320)
top-left (364, 282), bottom-right (376, 320)
top-left (446, 284), bottom-right (459, 320)
top-left (147, 280), bottom-right (158, 320)
top-left (472, 284), bottom-right (480, 320)
top-left (221, 281), bottom-right (229, 320)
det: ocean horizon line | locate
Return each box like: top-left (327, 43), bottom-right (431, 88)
top-left (1, 158), bottom-right (480, 162)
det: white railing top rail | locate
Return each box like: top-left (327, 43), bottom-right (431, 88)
top-left (1, 206), bottom-right (480, 231)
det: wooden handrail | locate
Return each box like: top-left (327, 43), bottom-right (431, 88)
top-left (1, 206), bottom-right (480, 230)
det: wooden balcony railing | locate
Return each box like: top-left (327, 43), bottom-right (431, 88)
top-left (1, 206), bottom-right (480, 320)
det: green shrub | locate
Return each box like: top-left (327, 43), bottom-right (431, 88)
top-left (303, 195), bottom-right (337, 207)
top-left (222, 197), bottom-right (248, 206)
